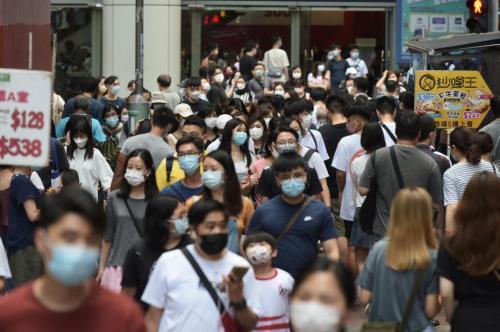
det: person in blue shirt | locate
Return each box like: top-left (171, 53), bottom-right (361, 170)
top-left (160, 135), bottom-right (204, 203)
top-left (62, 76), bottom-right (104, 123)
top-left (56, 95), bottom-right (106, 143)
top-left (247, 151), bottom-right (339, 278)
top-left (99, 75), bottom-right (127, 111)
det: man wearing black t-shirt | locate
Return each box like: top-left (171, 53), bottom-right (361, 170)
top-left (239, 41), bottom-right (258, 81)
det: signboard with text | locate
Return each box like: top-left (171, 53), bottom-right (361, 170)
top-left (0, 69), bottom-right (52, 167)
top-left (415, 70), bottom-right (492, 129)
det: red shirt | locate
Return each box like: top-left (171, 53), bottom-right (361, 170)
top-left (0, 281), bottom-right (146, 332)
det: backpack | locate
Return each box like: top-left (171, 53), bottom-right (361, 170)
top-left (101, 130), bottom-right (120, 170)
top-left (165, 155), bottom-right (175, 183)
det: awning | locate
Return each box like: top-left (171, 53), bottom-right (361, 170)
top-left (404, 32), bottom-right (500, 56)
top-left (183, 0), bottom-right (396, 9)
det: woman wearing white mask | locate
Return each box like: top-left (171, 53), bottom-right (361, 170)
top-left (290, 65), bottom-right (303, 83)
top-left (307, 61), bottom-right (330, 91)
top-left (121, 195), bottom-right (193, 309)
top-left (290, 257), bottom-right (355, 332)
top-left (227, 73), bottom-right (255, 104)
top-left (97, 149), bottom-right (158, 292)
top-left (346, 44), bottom-right (368, 78)
top-left (197, 107), bottom-right (219, 148)
top-left (65, 116), bottom-right (113, 201)
top-left (249, 118), bottom-right (268, 159)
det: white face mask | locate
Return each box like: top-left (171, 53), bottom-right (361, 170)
top-left (292, 72), bottom-right (302, 80)
top-left (236, 83), bottom-right (246, 90)
top-left (301, 114), bottom-right (312, 129)
top-left (350, 51), bottom-right (360, 60)
top-left (332, 50), bottom-right (341, 57)
top-left (327, 52), bottom-right (334, 61)
top-left (124, 169), bottom-right (147, 186)
top-left (290, 302), bottom-right (342, 332)
top-left (249, 127), bottom-right (264, 140)
top-left (74, 137), bottom-right (88, 149)
top-left (246, 245), bottom-right (272, 265)
top-left (202, 82), bottom-right (211, 92)
top-left (275, 89), bottom-right (285, 96)
top-left (214, 73), bottom-right (224, 83)
top-left (317, 64), bottom-right (325, 73)
top-left (205, 117), bottom-right (217, 129)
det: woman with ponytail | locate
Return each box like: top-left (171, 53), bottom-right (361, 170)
top-left (443, 128), bottom-right (499, 234)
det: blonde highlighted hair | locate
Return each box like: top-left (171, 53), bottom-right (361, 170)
top-left (386, 187), bottom-right (438, 271)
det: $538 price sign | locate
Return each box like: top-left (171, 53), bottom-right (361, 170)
top-left (10, 109), bottom-right (44, 131)
top-left (0, 136), bottom-right (42, 159)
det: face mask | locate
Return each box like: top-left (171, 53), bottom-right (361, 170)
top-left (318, 64), bottom-right (325, 73)
top-left (301, 114), bottom-right (312, 130)
top-left (202, 83), bottom-right (211, 92)
top-left (169, 216), bottom-right (189, 236)
top-left (327, 52), bottom-right (334, 61)
top-left (121, 114), bottom-right (129, 123)
top-left (200, 233), bottom-right (228, 255)
top-left (294, 87), bottom-right (304, 95)
top-left (105, 116), bottom-right (119, 128)
top-left (333, 50), bottom-right (341, 57)
top-left (246, 245), bottom-right (272, 265)
top-left (290, 302), bottom-right (341, 332)
top-left (347, 86), bottom-right (354, 95)
top-left (46, 241), bottom-right (99, 287)
top-left (249, 127), bottom-right (264, 140)
top-left (236, 83), bottom-right (246, 90)
top-left (292, 72), bottom-right (302, 80)
top-left (350, 51), bottom-right (360, 60)
top-left (111, 85), bottom-right (120, 95)
top-left (264, 117), bottom-right (272, 128)
top-left (277, 143), bottom-right (296, 154)
top-left (178, 154), bottom-right (200, 176)
top-left (281, 178), bottom-right (306, 198)
top-left (233, 132), bottom-right (248, 146)
top-left (73, 137), bottom-right (88, 149)
top-left (254, 70), bottom-right (263, 78)
top-left (214, 73), bottom-right (225, 83)
top-left (202, 170), bottom-right (224, 190)
top-left (205, 117), bottom-right (217, 129)
top-left (275, 90), bottom-right (285, 96)
top-left (189, 90), bottom-right (201, 100)
top-left (124, 169), bottom-right (146, 186)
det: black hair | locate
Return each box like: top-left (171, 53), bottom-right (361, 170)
top-left (273, 151), bottom-right (307, 175)
top-left (242, 231), bottom-right (277, 252)
top-left (348, 44), bottom-right (359, 52)
top-left (310, 88), bottom-right (327, 102)
top-left (399, 91), bottom-right (414, 110)
top-left (291, 257), bottom-right (356, 309)
top-left (104, 75), bottom-right (118, 86)
top-left (103, 104), bottom-right (119, 118)
top-left (473, 132), bottom-right (494, 155)
top-left (183, 115), bottom-right (208, 134)
top-left (228, 98), bottom-right (246, 114)
top-left (450, 127), bottom-right (481, 164)
top-left (219, 118), bottom-right (252, 168)
top-left (331, 43), bottom-right (342, 50)
top-left (353, 77), bottom-right (369, 93)
top-left (79, 77), bottom-right (98, 94)
top-left (118, 149), bottom-right (158, 200)
top-left (61, 169), bottom-right (80, 188)
top-left (188, 199), bottom-right (228, 227)
top-left (66, 115), bottom-right (94, 160)
top-left (198, 67), bottom-right (209, 78)
top-left (39, 188), bottom-right (105, 234)
top-left (490, 95), bottom-right (500, 118)
top-left (395, 110), bottom-right (421, 141)
top-left (345, 101), bottom-right (371, 121)
top-left (270, 35), bottom-right (281, 46)
top-left (73, 96), bottom-right (90, 114)
top-left (175, 135), bottom-right (204, 153)
top-left (385, 80), bottom-right (399, 93)
top-left (203, 150), bottom-right (243, 216)
top-left (206, 41), bottom-right (218, 53)
top-left (243, 40), bottom-right (257, 53)
top-left (144, 195), bottom-right (180, 250)
top-left (418, 114), bottom-right (437, 142)
top-left (376, 96), bottom-right (397, 115)
top-left (152, 105), bottom-right (177, 129)
top-left (283, 99), bottom-right (310, 118)
top-left (253, 62), bottom-right (265, 70)
top-left (136, 119), bottom-right (152, 135)
top-left (127, 80), bottom-right (135, 89)
top-left (185, 77), bottom-right (202, 88)
top-left (361, 122), bottom-right (386, 153)
top-left (157, 74), bottom-right (172, 88)
top-left (276, 124), bottom-right (300, 142)
top-left (208, 65), bottom-right (222, 78)
top-left (325, 94), bottom-right (347, 115)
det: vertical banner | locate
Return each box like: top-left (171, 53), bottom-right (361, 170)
top-left (415, 70), bottom-right (492, 128)
top-left (0, 69), bottom-right (52, 167)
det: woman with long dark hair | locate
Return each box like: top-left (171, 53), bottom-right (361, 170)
top-left (65, 116), bottom-right (113, 201)
top-left (121, 195), bottom-right (192, 308)
top-left (97, 149), bottom-right (158, 292)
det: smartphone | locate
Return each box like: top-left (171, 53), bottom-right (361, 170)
top-left (231, 266), bottom-right (249, 281)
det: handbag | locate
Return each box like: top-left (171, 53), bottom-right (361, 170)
top-left (359, 152), bottom-right (377, 234)
top-left (276, 196), bottom-right (314, 243)
top-left (181, 248), bottom-right (243, 332)
top-left (122, 198), bottom-right (144, 237)
top-left (361, 269), bottom-right (426, 332)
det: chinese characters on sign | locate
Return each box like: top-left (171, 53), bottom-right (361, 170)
top-left (415, 70), bottom-right (492, 129)
top-left (0, 69), bottom-right (52, 167)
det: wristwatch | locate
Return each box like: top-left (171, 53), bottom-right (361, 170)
top-left (230, 299), bottom-right (247, 311)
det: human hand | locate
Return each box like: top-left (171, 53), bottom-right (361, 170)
top-left (223, 272), bottom-right (245, 303)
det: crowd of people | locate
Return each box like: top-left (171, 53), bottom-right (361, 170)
top-left (0, 36), bottom-right (499, 332)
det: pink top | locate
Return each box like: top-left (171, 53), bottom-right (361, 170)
top-left (250, 158), bottom-right (271, 177)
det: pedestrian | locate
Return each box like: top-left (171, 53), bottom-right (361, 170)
top-left (62, 76), bottom-right (105, 123)
top-left (346, 44), bottom-right (368, 78)
top-left (200, 42), bottom-right (218, 68)
top-left (101, 105), bottom-right (123, 169)
top-left (166, 103), bottom-right (194, 149)
top-left (99, 75), bottom-right (127, 111)
top-left (289, 257), bottom-right (355, 332)
top-left (207, 66), bottom-right (228, 106)
top-left (416, 115), bottom-right (451, 175)
top-left (376, 96), bottom-right (397, 147)
top-left (326, 44), bottom-right (349, 92)
top-left (263, 35), bottom-right (290, 84)
top-left (247, 152), bottom-right (339, 278)
top-left (155, 74), bottom-right (181, 109)
top-left (183, 77), bottom-right (211, 114)
top-left (248, 117), bottom-right (268, 158)
top-left (142, 199), bottom-right (262, 332)
top-left (473, 131), bottom-right (494, 161)
top-left (121, 195), bottom-right (192, 308)
top-left (248, 63), bottom-right (274, 101)
top-left (310, 88), bottom-right (328, 129)
top-left (65, 116), bottom-right (113, 201)
top-left (60, 169), bottom-right (80, 190)
top-left (358, 188), bottom-right (440, 332)
top-left (197, 106), bottom-right (219, 147)
top-left (375, 70), bottom-right (406, 97)
top-left (307, 61), bottom-right (330, 91)
top-left (98, 149), bottom-right (157, 292)
top-left (227, 73), bottom-right (255, 104)
top-left (438, 172), bottom-right (500, 332)
top-left (239, 41), bottom-right (258, 81)
top-left (0, 189), bottom-right (146, 332)
top-left (242, 232), bottom-right (294, 331)
top-left (479, 95), bottom-right (500, 162)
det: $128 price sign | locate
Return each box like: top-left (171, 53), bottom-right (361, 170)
top-left (10, 109), bottom-right (44, 132)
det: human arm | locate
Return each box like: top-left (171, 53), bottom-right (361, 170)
top-left (263, 79), bottom-right (274, 96)
top-left (335, 170), bottom-right (346, 203)
top-left (439, 277), bottom-right (456, 321)
top-left (97, 240), bottom-right (112, 282)
top-left (358, 154), bottom-right (375, 196)
top-left (224, 272), bottom-right (259, 331)
top-left (111, 152), bottom-right (128, 191)
top-left (425, 294), bottom-right (440, 319)
top-left (322, 239), bottom-right (339, 261)
top-left (97, 195), bottom-right (116, 281)
top-left (359, 288), bottom-right (372, 306)
top-left (145, 306), bottom-right (164, 332)
top-left (226, 72), bottom-right (240, 98)
top-left (375, 70), bottom-right (388, 93)
top-left (445, 203), bottom-right (458, 236)
top-left (319, 178), bottom-right (331, 208)
top-left (94, 149), bottom-right (114, 191)
top-left (23, 199), bottom-right (39, 222)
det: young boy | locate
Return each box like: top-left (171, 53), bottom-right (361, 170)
top-left (243, 232), bottom-right (294, 332)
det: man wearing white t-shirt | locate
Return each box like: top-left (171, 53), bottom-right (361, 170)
top-left (346, 44), bottom-right (368, 78)
top-left (332, 102), bottom-right (370, 264)
top-left (142, 200), bottom-right (262, 332)
top-left (376, 96), bottom-right (397, 147)
top-left (263, 36), bottom-right (290, 84)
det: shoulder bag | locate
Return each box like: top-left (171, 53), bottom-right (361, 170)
top-left (122, 197), bottom-right (144, 237)
top-left (381, 124), bottom-right (397, 144)
top-left (276, 196), bottom-right (314, 243)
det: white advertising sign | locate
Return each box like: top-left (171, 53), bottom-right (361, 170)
top-left (0, 69), bottom-right (52, 167)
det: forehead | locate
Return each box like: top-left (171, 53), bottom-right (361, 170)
top-left (203, 156), bottom-right (222, 168)
top-left (183, 124), bottom-right (203, 134)
top-left (277, 131), bottom-right (296, 141)
top-left (277, 166), bottom-right (306, 177)
top-left (178, 142), bottom-right (199, 153)
top-left (202, 211), bottom-right (226, 223)
top-left (46, 212), bottom-right (97, 237)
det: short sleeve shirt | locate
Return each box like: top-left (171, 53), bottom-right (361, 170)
top-left (160, 181), bottom-right (204, 203)
top-left (121, 133), bottom-right (174, 169)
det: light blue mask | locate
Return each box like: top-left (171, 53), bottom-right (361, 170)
top-left (233, 132), bottom-right (248, 146)
top-left (111, 85), bottom-right (120, 95)
top-left (47, 244), bottom-right (99, 286)
top-left (281, 178), bottom-right (306, 198)
top-left (202, 170), bottom-right (224, 190)
top-left (178, 154), bottom-right (200, 176)
top-left (105, 116), bottom-right (119, 128)
top-left (170, 216), bottom-right (189, 235)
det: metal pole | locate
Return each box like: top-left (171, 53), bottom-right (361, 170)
top-left (290, 10), bottom-right (301, 67)
top-left (490, 0), bottom-right (499, 32)
top-left (135, 0), bottom-right (144, 93)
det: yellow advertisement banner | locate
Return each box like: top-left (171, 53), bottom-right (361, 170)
top-left (415, 70), bottom-right (492, 128)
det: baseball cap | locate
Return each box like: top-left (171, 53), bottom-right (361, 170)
top-left (151, 91), bottom-right (167, 104)
top-left (216, 114), bottom-right (233, 130)
top-left (174, 103), bottom-right (194, 118)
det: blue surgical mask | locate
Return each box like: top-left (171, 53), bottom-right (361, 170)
top-left (202, 170), bottom-right (224, 190)
top-left (47, 242), bottom-right (99, 286)
top-left (105, 116), bottom-right (119, 128)
top-left (169, 216), bottom-right (189, 236)
top-left (233, 132), bottom-right (248, 146)
top-left (281, 178), bottom-right (306, 198)
top-left (111, 85), bottom-right (120, 95)
top-left (178, 154), bottom-right (200, 176)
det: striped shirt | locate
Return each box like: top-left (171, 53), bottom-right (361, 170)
top-left (443, 160), bottom-right (499, 205)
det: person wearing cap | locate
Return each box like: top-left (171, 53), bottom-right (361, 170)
top-left (183, 77), bottom-right (211, 115)
top-left (166, 104), bottom-right (194, 150)
top-left (156, 74), bottom-right (181, 109)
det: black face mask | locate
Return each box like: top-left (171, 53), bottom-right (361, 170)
top-left (200, 234), bottom-right (228, 255)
